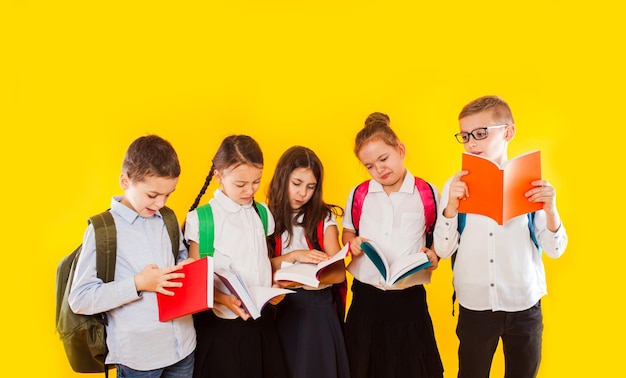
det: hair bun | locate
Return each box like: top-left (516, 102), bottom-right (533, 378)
top-left (365, 112), bottom-right (390, 127)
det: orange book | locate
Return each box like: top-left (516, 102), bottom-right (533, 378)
top-left (157, 257), bottom-right (213, 322)
top-left (457, 150), bottom-right (543, 225)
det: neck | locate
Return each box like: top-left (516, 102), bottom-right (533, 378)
top-left (382, 169), bottom-right (407, 195)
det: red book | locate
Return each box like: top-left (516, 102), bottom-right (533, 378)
top-left (157, 257), bottom-right (213, 322)
top-left (457, 150), bottom-right (543, 225)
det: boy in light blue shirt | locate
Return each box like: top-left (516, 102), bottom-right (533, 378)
top-left (69, 135), bottom-right (196, 377)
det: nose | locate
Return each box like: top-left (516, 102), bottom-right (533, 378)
top-left (244, 183), bottom-right (255, 196)
top-left (375, 162), bottom-right (385, 174)
top-left (155, 196), bottom-right (166, 209)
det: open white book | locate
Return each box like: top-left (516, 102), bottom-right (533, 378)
top-left (274, 243), bottom-right (350, 287)
top-left (214, 268), bottom-right (294, 320)
top-left (360, 241), bottom-right (431, 285)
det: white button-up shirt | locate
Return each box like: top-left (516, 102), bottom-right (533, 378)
top-left (185, 189), bottom-right (275, 319)
top-left (434, 176), bottom-right (568, 312)
top-left (343, 171), bottom-right (439, 290)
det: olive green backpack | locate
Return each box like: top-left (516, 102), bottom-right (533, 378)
top-left (55, 207), bottom-right (180, 375)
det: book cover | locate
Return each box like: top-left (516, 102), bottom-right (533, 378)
top-left (215, 268), bottom-right (294, 320)
top-left (360, 241), bottom-right (431, 285)
top-left (274, 243), bottom-right (350, 287)
top-left (457, 150), bottom-right (543, 225)
top-left (157, 257), bottom-right (213, 322)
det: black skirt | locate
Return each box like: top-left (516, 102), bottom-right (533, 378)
top-left (192, 307), bottom-right (288, 378)
top-left (275, 287), bottom-right (351, 378)
top-left (345, 280), bottom-right (444, 378)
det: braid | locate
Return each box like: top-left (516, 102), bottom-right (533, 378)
top-left (188, 164), bottom-right (215, 212)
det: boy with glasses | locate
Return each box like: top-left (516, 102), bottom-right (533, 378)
top-left (433, 95), bottom-right (568, 378)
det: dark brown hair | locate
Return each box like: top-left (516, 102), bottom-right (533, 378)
top-left (188, 135), bottom-right (263, 212)
top-left (122, 135), bottom-right (180, 182)
top-left (267, 146), bottom-right (342, 248)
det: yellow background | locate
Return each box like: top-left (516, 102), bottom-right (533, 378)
top-left (3, 1), bottom-right (623, 377)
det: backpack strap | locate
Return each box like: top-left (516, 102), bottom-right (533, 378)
top-left (87, 210), bottom-right (116, 372)
top-left (273, 236), bottom-right (283, 257)
top-left (350, 180), bottom-right (370, 236)
top-left (456, 212), bottom-right (539, 253)
top-left (253, 201), bottom-right (269, 235)
top-left (414, 177), bottom-right (437, 248)
top-left (159, 206), bottom-right (180, 262)
top-left (351, 178), bottom-right (436, 246)
top-left (89, 211), bottom-right (116, 283)
top-left (196, 201), bottom-right (269, 259)
top-left (527, 212), bottom-right (540, 252)
top-left (306, 219), bottom-right (325, 252)
top-left (195, 204), bottom-right (215, 258)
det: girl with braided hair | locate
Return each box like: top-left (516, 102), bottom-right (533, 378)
top-left (184, 135), bottom-right (287, 378)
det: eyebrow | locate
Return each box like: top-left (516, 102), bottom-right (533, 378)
top-left (147, 189), bottom-right (175, 196)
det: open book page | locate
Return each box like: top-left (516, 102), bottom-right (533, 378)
top-left (274, 243), bottom-right (350, 287)
top-left (387, 253), bottom-right (430, 284)
top-left (458, 150), bottom-right (543, 225)
top-left (360, 241), bottom-right (431, 285)
top-left (215, 268), bottom-right (293, 320)
top-left (248, 286), bottom-right (294, 314)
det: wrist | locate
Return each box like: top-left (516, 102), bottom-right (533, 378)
top-left (443, 205), bottom-right (458, 218)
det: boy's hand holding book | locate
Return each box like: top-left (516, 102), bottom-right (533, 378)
top-left (156, 257), bottom-right (214, 322)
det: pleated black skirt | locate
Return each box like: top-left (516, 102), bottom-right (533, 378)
top-left (275, 287), bottom-right (351, 378)
top-left (345, 280), bottom-right (444, 378)
top-left (192, 307), bottom-right (288, 378)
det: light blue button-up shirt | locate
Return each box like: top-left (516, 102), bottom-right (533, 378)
top-left (69, 197), bottom-right (196, 370)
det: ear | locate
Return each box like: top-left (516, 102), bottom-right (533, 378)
top-left (397, 142), bottom-right (407, 158)
top-left (213, 169), bottom-right (223, 185)
top-left (504, 124), bottom-right (516, 142)
top-left (120, 172), bottom-right (130, 190)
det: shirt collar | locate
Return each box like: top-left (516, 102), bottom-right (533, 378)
top-left (367, 170), bottom-right (415, 194)
top-left (111, 196), bottom-right (164, 225)
top-left (213, 189), bottom-right (254, 213)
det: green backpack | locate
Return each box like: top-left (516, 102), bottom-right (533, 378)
top-left (195, 201), bottom-right (268, 257)
top-left (55, 207), bottom-right (180, 374)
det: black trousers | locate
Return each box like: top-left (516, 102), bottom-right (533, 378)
top-left (456, 301), bottom-right (543, 378)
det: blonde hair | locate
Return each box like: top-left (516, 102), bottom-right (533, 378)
top-left (354, 112), bottom-right (400, 156)
top-left (459, 95), bottom-right (514, 124)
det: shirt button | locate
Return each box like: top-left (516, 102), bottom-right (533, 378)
top-left (490, 283), bottom-right (495, 287)
top-left (489, 232), bottom-right (493, 236)
top-left (490, 259), bottom-right (494, 263)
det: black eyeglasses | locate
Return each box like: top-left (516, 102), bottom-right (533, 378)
top-left (454, 125), bottom-right (509, 144)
